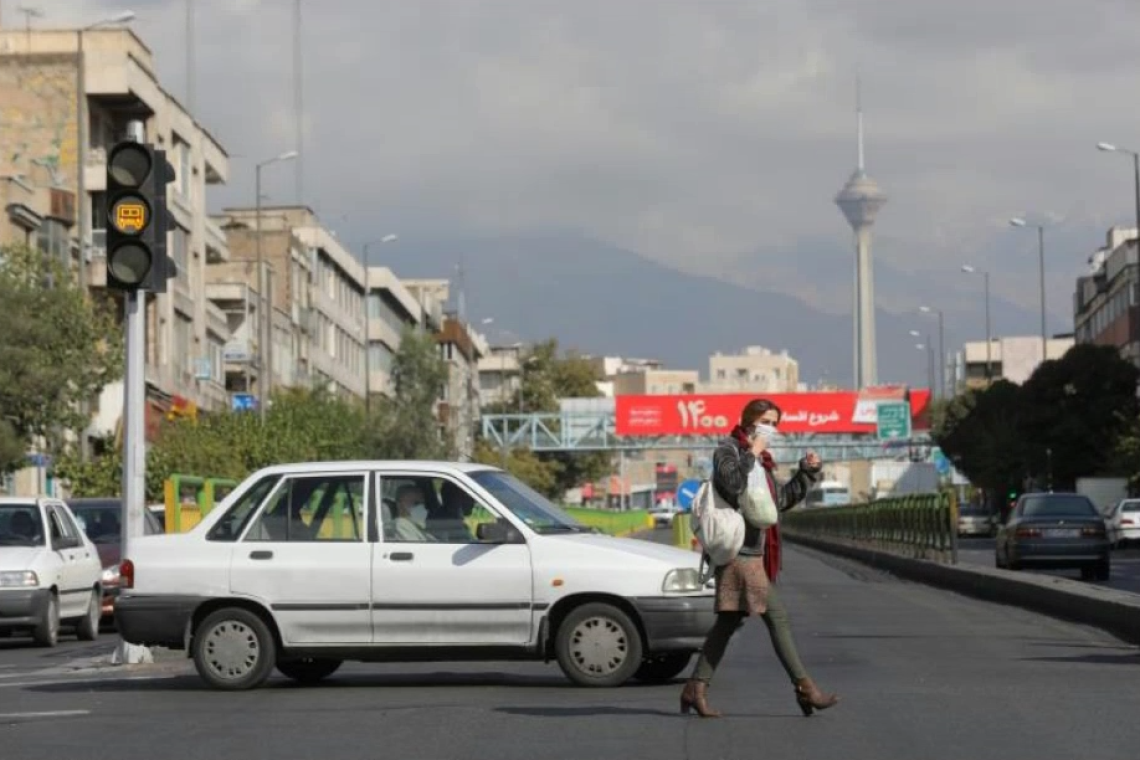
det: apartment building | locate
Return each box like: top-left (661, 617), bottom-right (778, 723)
top-left (366, 266), bottom-right (425, 397)
top-left (953, 335), bottom-right (1074, 391)
top-left (479, 344), bottom-right (528, 408)
top-left (434, 315), bottom-right (488, 461)
top-left (0, 28), bottom-right (232, 432)
top-left (1075, 226), bottom-right (1140, 369)
top-left (612, 368), bottom-right (699, 396)
top-left (705, 346), bottom-right (800, 393)
top-left (219, 206), bottom-right (365, 399)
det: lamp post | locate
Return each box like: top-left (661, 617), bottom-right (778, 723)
top-left (75, 10), bottom-right (136, 292)
top-left (254, 150), bottom-right (299, 422)
top-left (1009, 217), bottom-right (1048, 360)
top-left (1096, 142), bottom-right (1140, 261)
top-left (919, 305), bottom-right (945, 398)
top-left (961, 265), bottom-right (992, 382)
top-left (363, 233), bottom-right (399, 415)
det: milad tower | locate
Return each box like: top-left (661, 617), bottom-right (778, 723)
top-left (834, 79), bottom-right (887, 389)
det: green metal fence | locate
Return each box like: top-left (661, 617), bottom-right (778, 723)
top-left (781, 492), bottom-right (958, 564)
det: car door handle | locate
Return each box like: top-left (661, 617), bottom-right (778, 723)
top-left (249, 550), bottom-right (274, 560)
top-left (389, 552), bottom-right (414, 562)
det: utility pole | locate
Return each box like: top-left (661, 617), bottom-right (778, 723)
top-left (112, 119), bottom-right (155, 666)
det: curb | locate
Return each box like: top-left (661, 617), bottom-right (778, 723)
top-left (784, 531), bottom-right (1140, 646)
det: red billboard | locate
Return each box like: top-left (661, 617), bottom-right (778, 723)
top-left (614, 389), bottom-right (932, 437)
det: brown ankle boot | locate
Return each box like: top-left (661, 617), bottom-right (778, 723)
top-left (794, 677), bottom-right (839, 716)
top-left (680, 679), bottom-right (721, 718)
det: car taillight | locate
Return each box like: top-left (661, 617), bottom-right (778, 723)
top-left (1081, 526), bottom-right (1105, 537)
top-left (1015, 527), bottom-right (1041, 538)
top-left (120, 559), bottom-right (134, 589)
top-left (1123, 519), bottom-right (1135, 526)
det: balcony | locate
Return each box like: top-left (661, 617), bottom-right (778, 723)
top-left (223, 340), bottom-right (256, 367)
top-left (203, 216), bottom-right (230, 263)
top-left (84, 146), bottom-right (108, 193)
top-left (86, 229), bottom-right (108, 287)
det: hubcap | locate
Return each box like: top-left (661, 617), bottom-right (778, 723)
top-left (202, 620), bottom-right (260, 681)
top-left (569, 616), bottom-right (628, 676)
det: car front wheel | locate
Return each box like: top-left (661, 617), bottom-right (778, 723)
top-left (276, 658), bottom-right (342, 684)
top-left (32, 594), bottom-right (59, 647)
top-left (634, 652), bottom-right (692, 683)
top-left (555, 602), bottom-right (644, 688)
top-left (192, 608), bottom-right (277, 691)
top-left (75, 589), bottom-right (100, 642)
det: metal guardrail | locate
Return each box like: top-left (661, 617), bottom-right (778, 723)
top-left (781, 492), bottom-right (958, 564)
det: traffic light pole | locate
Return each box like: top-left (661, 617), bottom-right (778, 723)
top-left (113, 119), bottom-right (154, 666)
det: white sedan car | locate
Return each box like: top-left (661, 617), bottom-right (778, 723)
top-left (0, 497), bottom-right (103, 646)
top-left (1108, 499), bottom-right (1140, 548)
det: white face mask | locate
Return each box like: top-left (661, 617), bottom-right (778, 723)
top-left (408, 504), bottom-right (428, 527)
top-left (753, 423), bottom-right (780, 442)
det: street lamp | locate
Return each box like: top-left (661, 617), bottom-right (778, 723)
top-left (254, 150), bottom-right (299, 422)
top-left (76, 10), bottom-right (136, 293)
top-left (362, 233), bottom-right (399, 415)
top-left (1009, 216), bottom-right (1048, 360)
top-left (919, 305), bottom-right (946, 398)
top-left (962, 265), bottom-right (992, 381)
top-left (1096, 141), bottom-right (1140, 279)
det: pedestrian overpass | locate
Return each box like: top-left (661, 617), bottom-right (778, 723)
top-left (480, 410), bottom-right (932, 463)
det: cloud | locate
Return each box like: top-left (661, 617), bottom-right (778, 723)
top-left (39, 0), bottom-right (1140, 332)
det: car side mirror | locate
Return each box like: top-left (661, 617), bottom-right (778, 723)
top-left (476, 520), bottom-right (522, 544)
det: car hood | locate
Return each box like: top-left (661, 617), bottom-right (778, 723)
top-left (540, 532), bottom-right (701, 568)
top-left (0, 546), bottom-right (45, 572)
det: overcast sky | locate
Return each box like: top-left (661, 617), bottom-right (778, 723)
top-left (27, 0), bottom-right (1140, 331)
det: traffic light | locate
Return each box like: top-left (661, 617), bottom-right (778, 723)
top-left (104, 140), bottom-right (177, 293)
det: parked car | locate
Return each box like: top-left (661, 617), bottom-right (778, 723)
top-left (995, 492), bottom-right (1110, 581)
top-left (66, 498), bottom-right (163, 621)
top-left (648, 504), bottom-right (680, 527)
top-left (114, 461), bottom-right (715, 691)
top-left (0, 497), bottom-right (103, 646)
top-left (1106, 499), bottom-right (1140, 548)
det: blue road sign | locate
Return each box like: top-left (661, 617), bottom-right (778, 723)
top-left (677, 479), bottom-right (701, 510)
top-left (231, 393), bottom-right (258, 412)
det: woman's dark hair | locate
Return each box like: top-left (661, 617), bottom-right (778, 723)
top-left (740, 398), bottom-right (782, 428)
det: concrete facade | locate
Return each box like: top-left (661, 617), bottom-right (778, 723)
top-left (705, 345), bottom-right (800, 393)
top-left (1074, 226), bottom-right (1140, 369)
top-left (954, 335), bottom-right (1074, 391)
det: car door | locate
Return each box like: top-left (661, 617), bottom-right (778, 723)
top-left (45, 503), bottom-right (92, 618)
top-left (370, 470), bottom-right (534, 646)
top-left (230, 470), bottom-right (373, 645)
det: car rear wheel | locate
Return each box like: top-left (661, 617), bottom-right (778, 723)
top-left (192, 608), bottom-right (277, 691)
top-left (276, 658), bottom-right (342, 684)
top-left (75, 589), bottom-right (100, 642)
top-left (32, 594), bottom-right (59, 647)
top-left (634, 652), bottom-right (692, 683)
top-left (555, 602), bottom-right (644, 688)
top-left (1093, 559), bottom-right (1111, 581)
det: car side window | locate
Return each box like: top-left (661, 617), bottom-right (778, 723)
top-left (53, 505), bottom-right (84, 542)
top-left (378, 474), bottom-right (499, 545)
top-left (46, 507), bottom-right (74, 549)
top-left (244, 474), bottom-right (366, 543)
top-left (207, 475), bottom-right (282, 542)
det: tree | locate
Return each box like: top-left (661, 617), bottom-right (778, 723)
top-left (1017, 343), bottom-right (1139, 489)
top-left (0, 243), bottom-right (122, 471)
top-left (365, 325), bottom-right (453, 460)
top-left (934, 380), bottom-right (1027, 504)
top-left (471, 439), bottom-right (561, 496)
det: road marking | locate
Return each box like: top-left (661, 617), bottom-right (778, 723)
top-left (0, 710), bottom-right (91, 719)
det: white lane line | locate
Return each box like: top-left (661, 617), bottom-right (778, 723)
top-left (0, 710), bottom-right (91, 719)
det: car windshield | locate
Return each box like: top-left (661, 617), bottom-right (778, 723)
top-left (66, 499), bottom-right (160, 542)
top-left (1121, 501), bottom-right (1140, 513)
top-left (0, 503), bottom-right (46, 547)
top-left (469, 470), bottom-right (589, 534)
top-left (1020, 496), bottom-right (1097, 518)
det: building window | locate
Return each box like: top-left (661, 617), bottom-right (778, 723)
top-left (369, 342), bottom-right (395, 374)
top-left (173, 226), bottom-right (189, 283)
top-left (36, 219), bottom-right (70, 266)
top-left (175, 136), bottom-right (191, 200)
top-left (173, 314), bottom-right (192, 384)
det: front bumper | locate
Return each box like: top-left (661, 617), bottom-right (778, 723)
top-left (629, 594), bottom-right (715, 652)
top-left (114, 594), bottom-right (202, 649)
top-left (0, 588), bottom-right (52, 629)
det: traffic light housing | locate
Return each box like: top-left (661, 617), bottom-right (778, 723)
top-left (104, 141), bottom-right (177, 293)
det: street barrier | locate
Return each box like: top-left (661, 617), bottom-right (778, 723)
top-left (163, 474), bottom-right (239, 533)
top-left (781, 492), bottom-right (958, 564)
top-left (562, 507), bottom-right (655, 537)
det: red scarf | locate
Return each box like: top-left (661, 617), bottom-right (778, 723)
top-left (730, 425), bottom-right (783, 583)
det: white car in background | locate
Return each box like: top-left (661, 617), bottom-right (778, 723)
top-left (0, 497), bottom-right (103, 646)
top-left (114, 461), bottom-right (714, 691)
top-left (1107, 499), bottom-right (1140, 548)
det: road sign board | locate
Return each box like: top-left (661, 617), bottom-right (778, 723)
top-left (676, 479), bottom-right (701, 510)
top-left (231, 393), bottom-right (257, 412)
top-left (875, 401), bottom-right (911, 440)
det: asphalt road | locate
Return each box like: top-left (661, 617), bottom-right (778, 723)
top-left (1, 532), bottom-right (1138, 760)
top-left (956, 536), bottom-right (1140, 594)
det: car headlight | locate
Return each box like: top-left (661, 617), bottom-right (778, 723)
top-left (662, 568), bottom-right (702, 593)
top-left (0, 570), bottom-right (39, 588)
top-left (101, 565), bottom-right (121, 586)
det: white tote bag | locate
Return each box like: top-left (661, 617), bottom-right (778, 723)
top-left (742, 462), bottom-right (779, 528)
